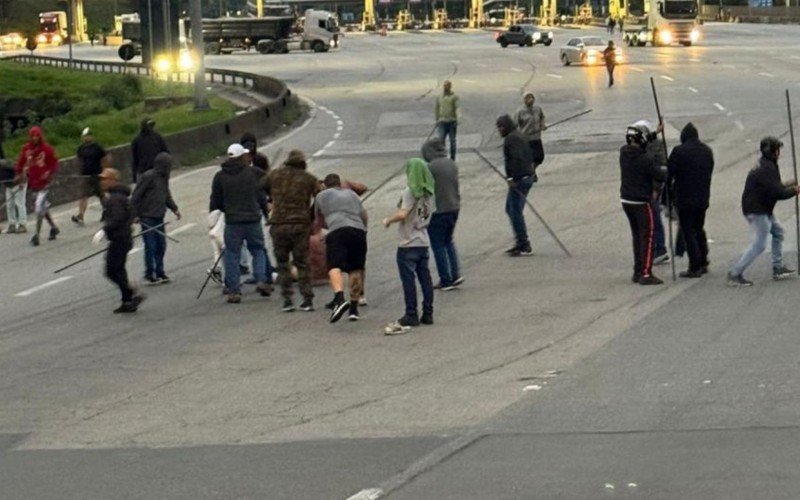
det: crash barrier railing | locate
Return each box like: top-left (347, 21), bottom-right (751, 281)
top-left (2, 55), bottom-right (264, 93)
top-left (1, 54), bottom-right (293, 215)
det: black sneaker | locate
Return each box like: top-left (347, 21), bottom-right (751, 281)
top-left (330, 299), bottom-right (350, 323)
top-left (144, 276), bottom-right (159, 286)
top-left (131, 292), bottom-right (145, 308)
top-left (256, 282), bottom-right (273, 297)
top-left (452, 276), bottom-right (465, 287)
top-left (282, 299), bottom-right (295, 312)
top-left (157, 275), bottom-right (171, 284)
top-left (639, 275), bottom-right (664, 285)
top-left (504, 245), bottom-right (519, 254)
top-left (679, 270), bottom-right (703, 278)
top-left (434, 281), bottom-right (456, 291)
top-left (71, 215), bottom-right (84, 226)
top-left (397, 315), bottom-right (420, 327)
top-left (653, 253), bottom-right (670, 265)
top-left (348, 303), bottom-right (360, 321)
top-left (239, 264), bottom-right (250, 275)
top-left (510, 246), bottom-right (533, 257)
top-left (299, 299), bottom-right (314, 312)
top-left (48, 227), bottom-right (60, 241)
top-left (325, 297), bottom-right (336, 310)
top-left (727, 272), bottom-right (752, 287)
top-left (30, 234), bottom-right (40, 247)
top-left (773, 266), bottom-right (795, 280)
top-left (421, 313), bottom-right (434, 325)
top-left (632, 272), bottom-right (642, 283)
top-left (114, 301), bottom-right (138, 314)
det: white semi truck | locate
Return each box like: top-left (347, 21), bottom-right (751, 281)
top-left (622, 0), bottom-right (700, 47)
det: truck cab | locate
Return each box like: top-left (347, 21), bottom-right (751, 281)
top-left (300, 10), bottom-right (339, 52)
top-left (622, 0), bottom-right (700, 47)
top-left (38, 11), bottom-right (68, 46)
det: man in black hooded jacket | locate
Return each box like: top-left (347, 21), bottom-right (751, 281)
top-left (668, 123), bottom-right (714, 278)
top-left (620, 125), bottom-right (667, 285)
top-left (131, 118), bottom-right (168, 183)
top-left (496, 114), bottom-right (534, 256)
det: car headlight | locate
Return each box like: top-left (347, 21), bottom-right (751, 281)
top-left (37, 34), bottom-right (47, 43)
top-left (659, 30), bottom-right (672, 44)
top-left (690, 29), bottom-right (700, 42)
top-left (533, 32), bottom-right (541, 39)
top-left (154, 55), bottom-right (172, 73)
top-left (547, 32), bottom-right (553, 38)
top-left (329, 38), bottom-right (335, 46)
top-left (52, 34), bottom-right (61, 43)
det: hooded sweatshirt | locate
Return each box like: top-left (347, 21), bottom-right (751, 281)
top-left (240, 132), bottom-right (270, 174)
top-left (741, 156), bottom-right (796, 216)
top-left (103, 184), bottom-right (133, 243)
top-left (514, 104), bottom-right (546, 141)
top-left (263, 162), bottom-right (319, 226)
top-left (15, 127), bottom-right (59, 191)
top-left (210, 157), bottom-right (267, 224)
top-left (667, 123), bottom-right (714, 210)
top-left (422, 138), bottom-right (460, 213)
top-left (131, 152), bottom-right (179, 219)
top-left (498, 115), bottom-right (534, 180)
top-left (619, 143), bottom-right (666, 203)
top-left (131, 119), bottom-right (168, 181)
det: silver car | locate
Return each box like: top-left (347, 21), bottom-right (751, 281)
top-left (559, 36), bottom-right (624, 66)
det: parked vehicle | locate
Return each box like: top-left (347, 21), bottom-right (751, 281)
top-left (0, 32), bottom-right (24, 50)
top-left (559, 36), bottom-right (624, 66)
top-left (496, 24), bottom-right (553, 48)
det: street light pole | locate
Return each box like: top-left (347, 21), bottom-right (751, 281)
top-left (190, 0), bottom-right (209, 110)
top-left (147, 0), bottom-right (154, 66)
top-left (66, 0), bottom-right (74, 69)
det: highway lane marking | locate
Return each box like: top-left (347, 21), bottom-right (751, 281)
top-left (713, 102), bottom-right (726, 111)
top-left (333, 132), bottom-right (341, 139)
top-left (337, 120), bottom-right (344, 126)
top-left (690, 58), bottom-right (701, 62)
top-left (546, 73), bottom-right (563, 79)
top-left (660, 75), bottom-right (674, 81)
top-left (347, 488), bottom-right (383, 500)
top-left (759, 72), bottom-right (774, 78)
top-left (511, 67), bottom-right (523, 72)
top-left (629, 67), bottom-right (644, 72)
top-left (688, 86), bottom-right (699, 93)
top-left (15, 276), bottom-right (74, 297)
top-left (735, 120), bottom-right (745, 131)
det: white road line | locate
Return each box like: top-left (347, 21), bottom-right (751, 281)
top-left (333, 132), bottom-right (341, 139)
top-left (336, 125), bottom-right (343, 132)
top-left (324, 140), bottom-right (335, 149)
top-left (759, 72), bottom-right (774, 78)
top-left (660, 75), bottom-right (674, 81)
top-left (346, 489), bottom-right (383, 500)
top-left (511, 67), bottom-right (522, 72)
top-left (735, 120), bottom-right (745, 131)
top-left (690, 58), bottom-right (701, 62)
top-left (462, 78), bottom-right (476, 83)
top-left (629, 67), bottom-right (644, 72)
top-left (713, 102), bottom-right (726, 111)
top-left (546, 73), bottom-right (563, 79)
top-left (688, 86), bottom-right (699, 93)
top-left (336, 120), bottom-right (344, 126)
top-left (312, 150), bottom-right (324, 158)
top-left (168, 223), bottom-right (196, 236)
top-left (129, 247), bottom-right (142, 256)
top-left (15, 276), bottom-right (74, 297)
top-left (318, 106), bottom-right (328, 111)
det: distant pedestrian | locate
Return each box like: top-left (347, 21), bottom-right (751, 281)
top-left (421, 138), bottom-right (462, 290)
top-left (131, 118), bottom-right (168, 183)
top-left (240, 132), bottom-right (270, 174)
top-left (435, 80), bottom-right (459, 160)
top-left (496, 114), bottom-right (534, 256)
top-left (72, 127), bottom-right (107, 226)
top-left (603, 40), bottom-right (617, 87)
top-left (668, 123), bottom-right (714, 278)
top-left (382, 158), bottom-right (436, 335)
top-left (618, 17), bottom-right (624, 34)
top-left (96, 168), bottom-right (144, 313)
top-left (263, 150), bottom-right (320, 312)
top-left (209, 144), bottom-right (273, 303)
top-left (609, 17), bottom-right (617, 34)
top-left (620, 124), bottom-right (667, 285)
top-left (727, 137), bottom-right (800, 287)
top-left (2, 156), bottom-right (26, 234)
top-left (514, 93), bottom-right (548, 173)
top-left (131, 152), bottom-right (181, 285)
top-left (315, 174), bottom-right (368, 323)
top-left (15, 126), bottom-right (59, 246)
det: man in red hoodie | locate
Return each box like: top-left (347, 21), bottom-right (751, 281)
top-left (15, 127), bottom-right (60, 246)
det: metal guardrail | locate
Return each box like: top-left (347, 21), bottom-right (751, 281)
top-left (2, 54), bottom-right (258, 91)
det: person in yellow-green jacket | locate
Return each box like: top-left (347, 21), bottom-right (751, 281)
top-left (434, 80), bottom-right (459, 161)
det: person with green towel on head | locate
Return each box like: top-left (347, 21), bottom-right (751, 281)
top-left (382, 158), bottom-right (436, 335)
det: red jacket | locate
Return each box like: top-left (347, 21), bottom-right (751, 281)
top-left (15, 141), bottom-right (59, 191)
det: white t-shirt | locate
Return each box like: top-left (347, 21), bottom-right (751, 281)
top-left (398, 187), bottom-right (435, 248)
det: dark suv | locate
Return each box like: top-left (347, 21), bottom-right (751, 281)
top-left (496, 24), bottom-right (554, 48)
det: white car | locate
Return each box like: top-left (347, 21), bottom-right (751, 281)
top-left (559, 36), bottom-right (623, 66)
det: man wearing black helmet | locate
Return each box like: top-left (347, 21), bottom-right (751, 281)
top-left (727, 137), bottom-right (800, 286)
top-left (619, 123), bottom-right (667, 285)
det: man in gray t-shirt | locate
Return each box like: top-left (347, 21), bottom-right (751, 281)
top-left (315, 174), bottom-right (368, 323)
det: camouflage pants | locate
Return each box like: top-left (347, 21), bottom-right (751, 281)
top-left (270, 224), bottom-right (313, 300)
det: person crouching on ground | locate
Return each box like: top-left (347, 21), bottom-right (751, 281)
top-left (383, 158), bottom-right (436, 335)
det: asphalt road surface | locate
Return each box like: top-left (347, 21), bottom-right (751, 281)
top-left (2, 23), bottom-right (800, 499)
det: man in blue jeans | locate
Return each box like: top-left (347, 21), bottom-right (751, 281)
top-left (728, 137), bottom-right (800, 287)
top-left (209, 144), bottom-right (273, 303)
top-left (435, 80), bottom-right (459, 160)
top-left (422, 138), bottom-right (462, 290)
top-left (131, 152), bottom-right (181, 285)
top-left (496, 114), bottom-right (535, 256)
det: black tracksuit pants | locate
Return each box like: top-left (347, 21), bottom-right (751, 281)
top-left (106, 238), bottom-right (134, 303)
top-left (678, 207), bottom-right (709, 272)
top-left (622, 202), bottom-right (655, 278)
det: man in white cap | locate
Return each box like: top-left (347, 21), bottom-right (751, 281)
top-left (209, 144), bottom-right (272, 303)
top-left (72, 127), bottom-right (107, 226)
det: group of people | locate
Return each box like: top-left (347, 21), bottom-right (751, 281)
top-left (606, 16), bottom-right (624, 35)
top-left (619, 119), bottom-right (799, 287)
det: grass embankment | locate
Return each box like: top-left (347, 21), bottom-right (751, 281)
top-left (1, 61), bottom-right (237, 160)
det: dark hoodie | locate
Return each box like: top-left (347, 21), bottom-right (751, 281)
top-left (620, 143), bottom-right (666, 203)
top-left (131, 152), bottom-right (179, 219)
top-left (741, 155), bottom-right (796, 216)
top-left (422, 138), bottom-right (460, 213)
top-left (240, 132), bottom-right (270, 174)
top-left (497, 114), bottom-right (534, 180)
top-left (131, 119), bottom-right (169, 182)
top-left (210, 157), bottom-right (268, 224)
top-left (103, 184), bottom-right (133, 243)
top-left (667, 123), bottom-right (714, 210)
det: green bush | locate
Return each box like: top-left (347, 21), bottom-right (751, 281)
top-left (100, 74), bottom-right (144, 110)
top-left (70, 98), bottom-right (112, 120)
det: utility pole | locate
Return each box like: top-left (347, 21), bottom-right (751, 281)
top-left (66, 0), bottom-right (74, 69)
top-left (147, 0), bottom-right (154, 66)
top-left (190, 0), bottom-right (209, 109)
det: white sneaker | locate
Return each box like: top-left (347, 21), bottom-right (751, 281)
top-left (358, 296), bottom-right (368, 306)
top-left (384, 321), bottom-right (410, 335)
top-left (653, 253), bottom-right (670, 265)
